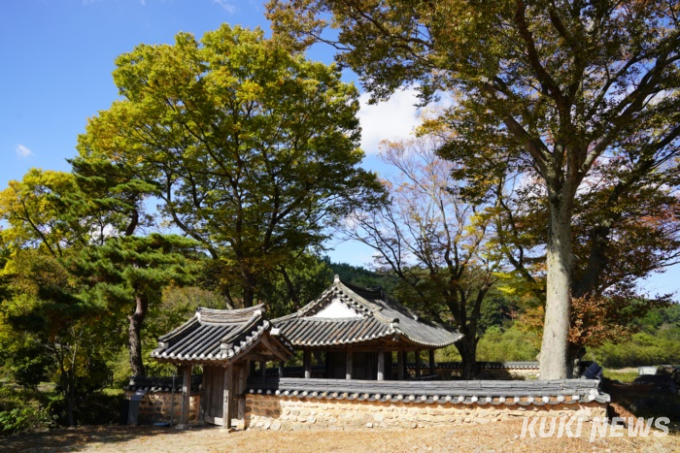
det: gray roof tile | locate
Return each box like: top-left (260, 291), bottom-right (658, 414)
top-left (273, 277), bottom-right (462, 348)
top-left (151, 304), bottom-right (294, 363)
top-left (245, 377), bottom-right (610, 404)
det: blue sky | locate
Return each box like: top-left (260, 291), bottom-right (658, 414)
top-left (2, 0), bottom-right (679, 296)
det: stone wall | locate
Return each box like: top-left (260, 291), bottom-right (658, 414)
top-left (124, 390), bottom-right (201, 424)
top-left (244, 395), bottom-right (607, 431)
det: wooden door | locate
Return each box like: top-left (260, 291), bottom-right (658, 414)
top-left (203, 366), bottom-right (224, 425)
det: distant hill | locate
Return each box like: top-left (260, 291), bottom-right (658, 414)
top-left (325, 259), bottom-right (400, 296)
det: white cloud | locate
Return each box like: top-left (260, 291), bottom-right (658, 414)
top-left (16, 144), bottom-right (32, 158)
top-left (357, 87), bottom-right (454, 154)
top-left (357, 87), bottom-right (423, 154)
top-left (213, 0), bottom-right (236, 13)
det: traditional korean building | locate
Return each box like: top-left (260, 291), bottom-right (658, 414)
top-left (150, 304), bottom-right (294, 428)
top-left (273, 275), bottom-right (463, 380)
top-left (148, 278), bottom-right (610, 431)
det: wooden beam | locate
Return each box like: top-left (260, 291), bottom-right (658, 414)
top-left (258, 334), bottom-right (292, 362)
top-left (397, 350), bottom-right (404, 380)
top-left (304, 350), bottom-right (312, 379)
top-left (278, 361), bottom-right (284, 377)
top-left (178, 364), bottom-right (191, 428)
top-left (346, 350), bottom-right (353, 380)
top-left (242, 353), bottom-right (276, 363)
top-left (260, 361), bottom-right (267, 378)
top-left (429, 349), bottom-right (436, 376)
top-left (377, 351), bottom-right (385, 381)
top-left (223, 362), bottom-right (232, 429)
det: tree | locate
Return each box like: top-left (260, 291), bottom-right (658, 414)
top-left (77, 24), bottom-right (384, 308)
top-left (0, 165), bottom-right (198, 378)
top-left (258, 254), bottom-right (333, 317)
top-left (0, 248), bottom-right (109, 427)
top-left (73, 234), bottom-right (199, 377)
top-left (486, 164), bottom-right (679, 363)
top-left (342, 136), bottom-right (499, 378)
top-left (267, 0), bottom-right (680, 378)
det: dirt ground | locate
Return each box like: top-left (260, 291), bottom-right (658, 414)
top-left (2, 420), bottom-right (679, 453)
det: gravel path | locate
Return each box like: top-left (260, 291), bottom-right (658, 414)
top-left (2, 420), bottom-right (678, 453)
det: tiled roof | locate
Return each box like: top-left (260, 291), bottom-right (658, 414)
top-left (246, 377), bottom-right (611, 405)
top-left (273, 276), bottom-right (462, 349)
top-left (125, 374), bottom-right (203, 392)
top-left (151, 304), bottom-right (294, 363)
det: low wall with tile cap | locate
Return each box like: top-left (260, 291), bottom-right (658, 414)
top-left (123, 390), bottom-right (201, 425)
top-left (244, 395), bottom-right (607, 431)
top-left (243, 377), bottom-right (609, 431)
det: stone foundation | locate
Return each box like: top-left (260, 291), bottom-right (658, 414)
top-left (244, 395), bottom-right (607, 431)
top-left (124, 390), bottom-right (201, 424)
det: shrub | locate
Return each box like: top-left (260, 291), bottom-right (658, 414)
top-left (589, 326), bottom-right (680, 367)
top-left (10, 344), bottom-right (52, 391)
top-left (0, 406), bottom-right (54, 434)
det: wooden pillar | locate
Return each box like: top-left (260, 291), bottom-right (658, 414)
top-left (199, 367), bottom-right (208, 424)
top-left (385, 351), bottom-right (393, 380)
top-left (429, 350), bottom-right (436, 376)
top-left (178, 364), bottom-right (191, 428)
top-left (237, 363), bottom-right (248, 421)
top-left (346, 350), bottom-right (353, 380)
top-left (278, 361), bottom-right (284, 377)
top-left (223, 362), bottom-right (232, 429)
top-left (397, 350), bottom-right (405, 380)
top-left (304, 350), bottom-right (312, 379)
top-left (260, 361), bottom-right (266, 378)
top-left (377, 351), bottom-right (385, 381)
top-left (415, 350), bottom-right (421, 379)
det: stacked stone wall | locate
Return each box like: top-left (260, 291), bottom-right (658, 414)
top-left (244, 395), bottom-right (606, 431)
top-left (124, 390), bottom-right (201, 424)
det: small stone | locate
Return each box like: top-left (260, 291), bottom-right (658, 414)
top-left (366, 422), bottom-right (373, 428)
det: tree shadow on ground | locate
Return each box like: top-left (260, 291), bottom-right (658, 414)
top-left (2, 424), bottom-right (226, 452)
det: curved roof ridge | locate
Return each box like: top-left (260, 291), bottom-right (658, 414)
top-left (335, 280), bottom-right (383, 313)
top-left (197, 303), bottom-right (265, 324)
top-left (272, 276), bottom-right (463, 349)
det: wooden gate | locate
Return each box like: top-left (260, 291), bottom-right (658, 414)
top-left (203, 366), bottom-right (225, 425)
top-left (202, 364), bottom-right (243, 426)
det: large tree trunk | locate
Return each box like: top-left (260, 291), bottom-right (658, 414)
top-left (240, 265), bottom-right (256, 307)
top-left (128, 294), bottom-right (147, 377)
top-left (455, 336), bottom-right (478, 379)
top-left (540, 195), bottom-right (573, 379)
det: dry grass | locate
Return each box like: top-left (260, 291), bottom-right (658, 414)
top-left (3, 420), bottom-right (679, 453)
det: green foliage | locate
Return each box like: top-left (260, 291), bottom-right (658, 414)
top-left (0, 387), bottom-right (55, 435)
top-left (602, 369), bottom-right (639, 383)
top-left (475, 325), bottom-right (540, 362)
top-left (0, 406), bottom-right (54, 435)
top-left (261, 255), bottom-right (334, 317)
top-left (78, 24), bottom-right (384, 307)
top-left (327, 260), bottom-right (400, 294)
top-left (589, 327), bottom-right (680, 368)
top-left (268, 0), bottom-right (680, 379)
top-left (46, 391), bottom-right (123, 427)
top-left (9, 343), bottom-right (53, 391)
